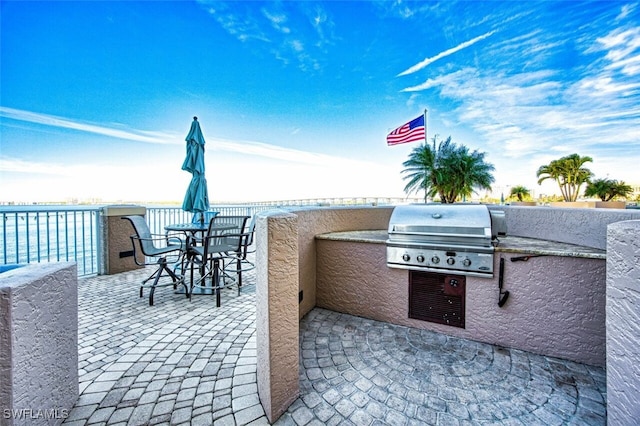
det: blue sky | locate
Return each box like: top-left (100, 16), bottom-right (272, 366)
top-left (1, 0), bottom-right (639, 203)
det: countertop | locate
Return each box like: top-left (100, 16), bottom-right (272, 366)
top-left (315, 230), bottom-right (606, 259)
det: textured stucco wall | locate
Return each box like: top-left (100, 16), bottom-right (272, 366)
top-left (606, 220), bottom-right (640, 425)
top-left (0, 262), bottom-right (78, 426)
top-left (101, 205), bottom-right (146, 275)
top-left (316, 239), bottom-right (606, 366)
top-left (255, 212), bottom-right (300, 423)
top-left (496, 205), bottom-right (640, 250)
top-left (292, 207), bottom-right (393, 318)
top-left (257, 206), bottom-right (630, 419)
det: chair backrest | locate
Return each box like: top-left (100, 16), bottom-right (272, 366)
top-left (245, 216), bottom-right (256, 246)
top-left (239, 216), bottom-right (256, 258)
top-left (206, 215), bottom-right (249, 251)
top-left (122, 215), bottom-right (155, 256)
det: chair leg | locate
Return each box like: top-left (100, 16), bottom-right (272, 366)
top-left (214, 259), bottom-right (221, 308)
top-left (141, 264), bottom-right (163, 304)
top-left (162, 263), bottom-right (188, 299)
top-left (141, 258), bottom-right (187, 306)
top-left (236, 258), bottom-right (242, 295)
top-left (147, 265), bottom-right (164, 306)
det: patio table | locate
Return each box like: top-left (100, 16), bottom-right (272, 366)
top-left (165, 222), bottom-right (237, 295)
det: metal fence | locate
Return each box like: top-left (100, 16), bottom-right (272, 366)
top-left (1, 205), bottom-right (102, 276)
top-left (0, 199), bottom-right (408, 277)
top-left (145, 205), bottom-right (274, 235)
top-left (0, 204), bottom-right (282, 277)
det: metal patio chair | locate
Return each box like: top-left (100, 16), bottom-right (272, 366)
top-left (122, 215), bottom-right (189, 306)
top-left (223, 215), bottom-right (256, 290)
top-left (188, 215), bottom-right (249, 307)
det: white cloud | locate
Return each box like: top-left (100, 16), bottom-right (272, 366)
top-left (0, 107), bottom-right (176, 144)
top-left (1, 107), bottom-right (374, 170)
top-left (397, 30), bottom-right (496, 77)
top-left (395, 20), bottom-right (640, 191)
top-left (617, 3), bottom-right (637, 20)
top-left (1, 107), bottom-right (400, 202)
top-left (262, 8), bottom-right (290, 34)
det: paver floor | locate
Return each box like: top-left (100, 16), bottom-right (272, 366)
top-left (64, 263), bottom-right (606, 425)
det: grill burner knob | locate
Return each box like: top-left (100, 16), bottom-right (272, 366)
top-left (417, 255), bottom-right (425, 263)
top-left (402, 254), bottom-right (411, 262)
top-left (447, 257), bottom-right (455, 265)
top-left (431, 256), bottom-right (440, 264)
top-left (462, 258), bottom-right (472, 267)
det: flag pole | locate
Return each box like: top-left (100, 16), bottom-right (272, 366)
top-left (424, 108), bottom-right (428, 145)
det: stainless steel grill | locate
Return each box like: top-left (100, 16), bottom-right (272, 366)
top-left (386, 204), bottom-right (506, 278)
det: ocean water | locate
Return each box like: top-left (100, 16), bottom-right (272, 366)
top-left (1, 208), bottom-right (100, 276)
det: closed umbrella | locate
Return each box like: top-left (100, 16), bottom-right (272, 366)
top-left (182, 117), bottom-right (210, 223)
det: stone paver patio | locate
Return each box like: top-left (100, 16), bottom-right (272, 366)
top-left (63, 260), bottom-right (606, 425)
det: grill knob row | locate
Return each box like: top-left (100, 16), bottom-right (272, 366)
top-left (399, 253), bottom-right (472, 267)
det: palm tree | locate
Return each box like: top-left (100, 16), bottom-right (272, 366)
top-left (402, 135), bottom-right (495, 203)
top-left (401, 138), bottom-right (438, 202)
top-left (536, 154), bottom-right (593, 202)
top-left (584, 178), bottom-right (632, 201)
top-left (509, 185), bottom-right (530, 202)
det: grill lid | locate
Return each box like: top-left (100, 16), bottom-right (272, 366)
top-left (388, 204), bottom-right (497, 245)
top-left (386, 204), bottom-right (506, 277)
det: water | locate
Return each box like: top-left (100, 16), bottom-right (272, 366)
top-left (1, 207), bottom-right (100, 276)
top-left (0, 264), bottom-right (25, 273)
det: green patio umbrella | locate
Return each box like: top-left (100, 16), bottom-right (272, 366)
top-left (181, 117), bottom-right (210, 222)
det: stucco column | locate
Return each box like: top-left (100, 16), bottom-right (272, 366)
top-left (101, 205), bottom-right (146, 275)
top-left (606, 220), bottom-right (640, 425)
top-left (255, 212), bottom-right (300, 423)
top-left (0, 262), bottom-right (78, 425)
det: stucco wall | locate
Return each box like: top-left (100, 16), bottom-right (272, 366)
top-left (316, 239), bottom-right (606, 366)
top-left (101, 205), bottom-right (146, 275)
top-left (0, 262), bottom-right (78, 426)
top-left (255, 212), bottom-right (300, 423)
top-left (257, 205), bottom-right (639, 423)
top-left (292, 207), bottom-right (393, 318)
top-left (497, 205), bottom-right (640, 250)
top-left (606, 220), bottom-right (640, 425)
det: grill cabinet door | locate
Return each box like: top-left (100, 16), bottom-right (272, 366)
top-left (409, 271), bottom-right (465, 328)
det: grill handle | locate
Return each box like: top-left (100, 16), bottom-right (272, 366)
top-left (498, 257), bottom-right (510, 307)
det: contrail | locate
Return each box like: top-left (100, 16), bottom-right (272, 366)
top-left (0, 107), bottom-right (174, 144)
top-left (397, 30), bottom-right (496, 77)
top-left (0, 106), bottom-right (377, 169)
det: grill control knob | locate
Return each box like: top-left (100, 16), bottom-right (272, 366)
top-left (417, 255), bottom-right (425, 263)
top-left (447, 257), bottom-right (455, 265)
top-left (431, 256), bottom-right (440, 264)
top-left (462, 258), bottom-right (472, 267)
top-left (402, 254), bottom-right (411, 262)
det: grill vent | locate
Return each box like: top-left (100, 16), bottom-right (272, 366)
top-left (409, 271), bottom-right (466, 328)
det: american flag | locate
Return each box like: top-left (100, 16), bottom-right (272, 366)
top-left (386, 114), bottom-right (426, 146)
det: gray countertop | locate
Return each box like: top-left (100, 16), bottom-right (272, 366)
top-left (315, 230), bottom-right (606, 259)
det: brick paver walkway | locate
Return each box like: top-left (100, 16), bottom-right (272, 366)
top-left (64, 262), bottom-right (606, 425)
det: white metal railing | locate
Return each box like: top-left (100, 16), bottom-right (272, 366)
top-left (144, 205), bottom-right (274, 235)
top-left (0, 204), bottom-right (284, 277)
top-left (0, 199), bottom-right (405, 277)
top-left (1, 205), bottom-right (102, 276)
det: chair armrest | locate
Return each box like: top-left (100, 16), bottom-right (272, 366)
top-left (130, 234), bottom-right (186, 259)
